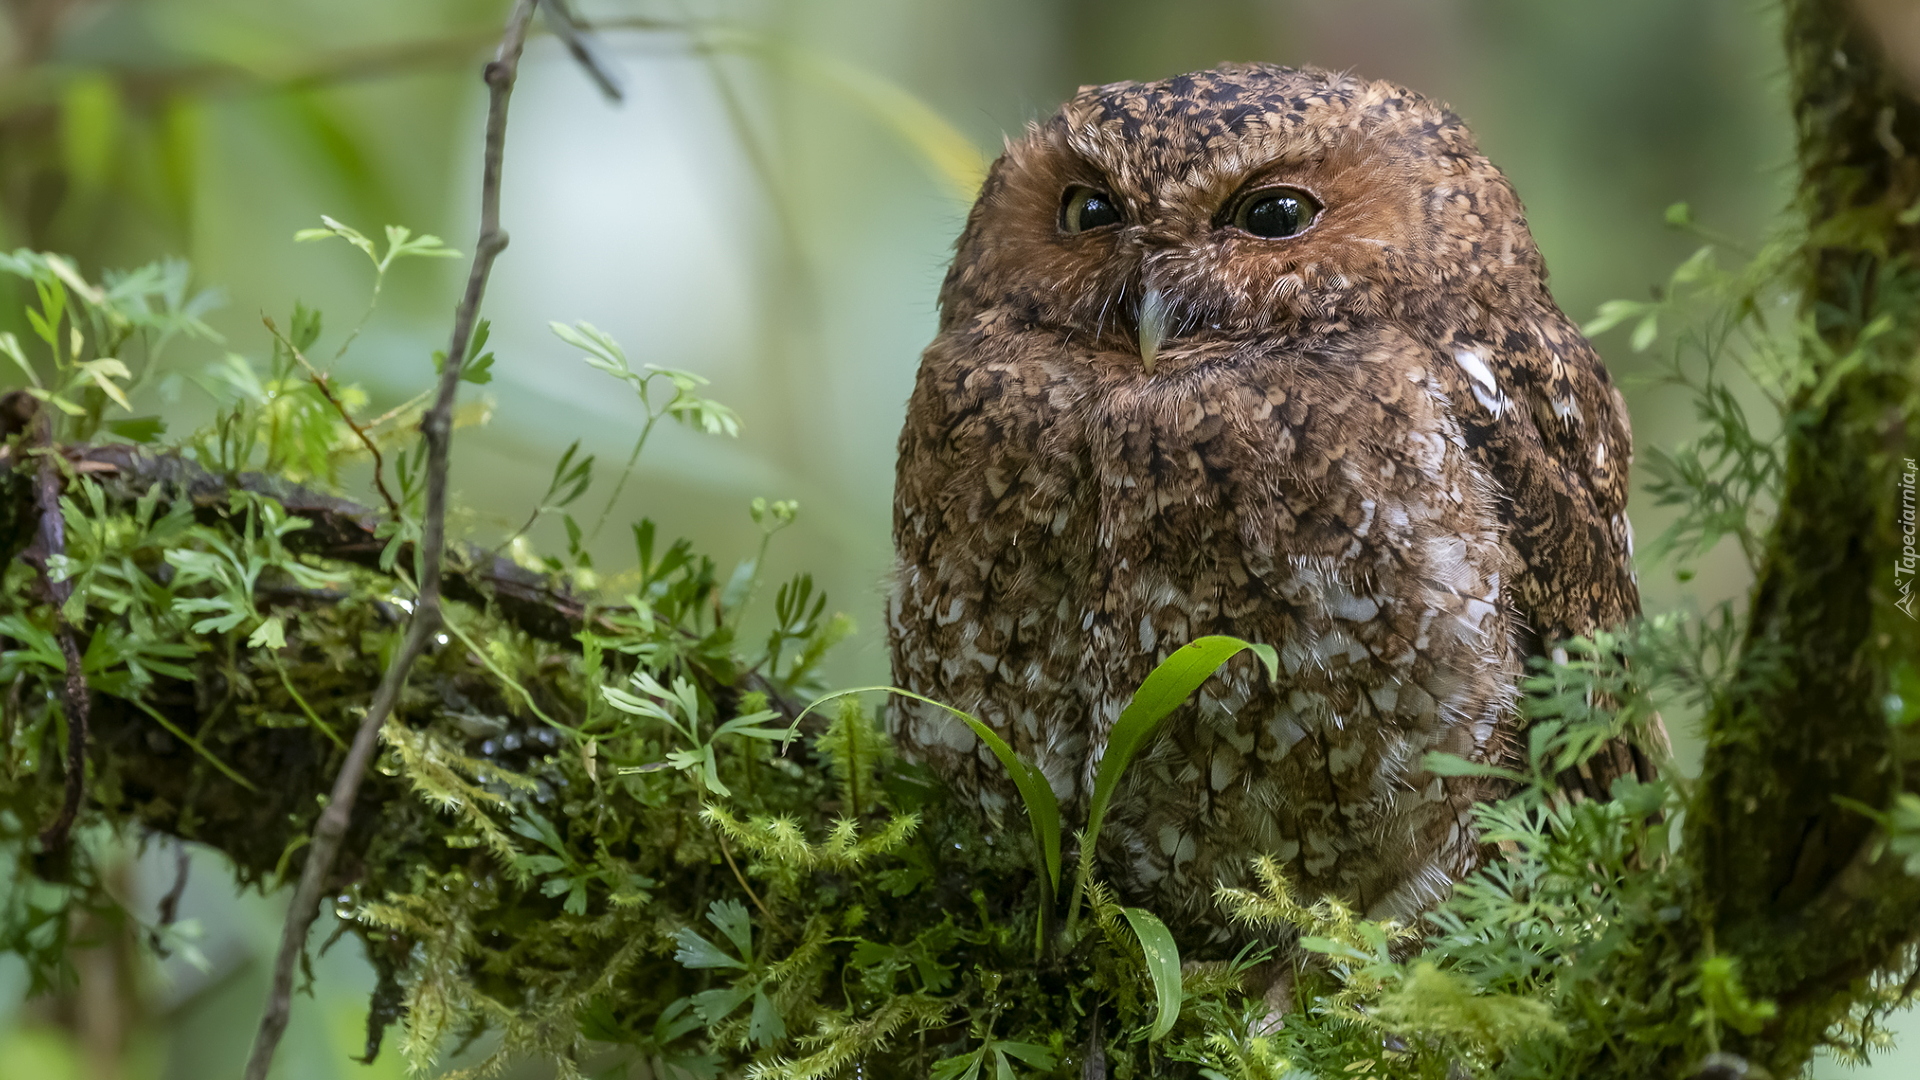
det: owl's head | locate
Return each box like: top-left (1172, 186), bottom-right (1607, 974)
top-left (940, 64), bottom-right (1549, 368)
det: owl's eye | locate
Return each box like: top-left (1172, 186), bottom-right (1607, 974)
top-left (1062, 187), bottom-right (1123, 233)
top-left (1231, 188), bottom-right (1320, 239)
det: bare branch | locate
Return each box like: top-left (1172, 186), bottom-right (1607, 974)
top-left (242, 3), bottom-right (542, 1077)
top-left (261, 315), bottom-right (403, 519)
top-left (18, 405), bottom-right (88, 853)
top-left (539, 0), bottom-right (625, 102)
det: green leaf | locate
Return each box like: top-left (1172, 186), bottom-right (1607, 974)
top-left (462, 350), bottom-right (494, 384)
top-left (1083, 636), bottom-right (1277, 873)
top-left (672, 928), bottom-right (744, 971)
top-left (1687, 955), bottom-right (1778, 1037)
top-left (379, 223), bottom-right (461, 267)
top-left (697, 746), bottom-right (728, 797)
top-left (1298, 935), bottom-right (1372, 963)
top-left (516, 854), bottom-right (566, 876)
top-left (0, 331), bottom-right (39, 387)
top-left (295, 214), bottom-right (377, 264)
top-left (1121, 907), bottom-right (1182, 1040)
top-left (551, 320), bottom-right (637, 386)
top-left (1581, 298), bottom-right (1650, 338)
top-left (747, 987), bottom-right (786, 1047)
top-left (689, 984), bottom-right (751, 1024)
top-left (714, 710), bottom-right (794, 741)
top-left (602, 684), bottom-right (676, 725)
top-left (508, 813), bottom-right (563, 858)
top-left (74, 361), bottom-right (133, 411)
top-left (1630, 313), bottom-right (1660, 352)
top-left (929, 1050), bottom-right (985, 1080)
top-left (706, 899), bottom-right (753, 962)
top-left (26, 387), bottom-right (86, 416)
top-left (247, 615), bottom-right (286, 651)
top-left (1419, 751), bottom-right (1525, 783)
top-left (24, 305), bottom-right (56, 348)
top-left (1668, 245), bottom-right (1716, 286)
top-left (992, 1042), bottom-right (1056, 1070)
top-left (651, 996), bottom-right (706, 1044)
top-left (720, 558), bottom-right (757, 613)
top-left (290, 301), bottom-right (323, 351)
top-left (106, 416), bottom-right (165, 442)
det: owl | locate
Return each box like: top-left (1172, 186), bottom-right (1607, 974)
top-left (887, 64), bottom-right (1656, 935)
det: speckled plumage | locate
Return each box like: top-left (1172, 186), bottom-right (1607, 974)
top-left (887, 65), bottom-right (1652, 935)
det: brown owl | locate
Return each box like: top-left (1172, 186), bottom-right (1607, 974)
top-left (887, 64), bottom-right (1655, 935)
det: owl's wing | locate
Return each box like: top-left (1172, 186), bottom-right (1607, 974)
top-left (1438, 303), bottom-right (1666, 798)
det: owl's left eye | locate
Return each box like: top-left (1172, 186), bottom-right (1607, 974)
top-left (1061, 187), bottom-right (1123, 233)
top-left (1227, 187), bottom-right (1321, 239)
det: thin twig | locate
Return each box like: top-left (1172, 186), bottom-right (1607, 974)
top-left (241, 4), bottom-right (541, 1078)
top-left (586, 409), bottom-right (661, 541)
top-left (361, 387), bottom-right (432, 433)
top-left (262, 315), bottom-right (402, 519)
top-left (22, 407), bottom-right (89, 852)
top-left (539, 0), bottom-right (625, 101)
top-left (149, 843), bottom-right (193, 954)
top-left (127, 697), bottom-right (258, 791)
top-left (713, 826), bottom-right (780, 931)
top-left (272, 657), bottom-right (349, 751)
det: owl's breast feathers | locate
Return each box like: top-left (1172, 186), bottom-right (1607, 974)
top-left (892, 321), bottom-right (1542, 922)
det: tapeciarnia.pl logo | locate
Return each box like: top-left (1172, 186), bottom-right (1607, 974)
top-left (1899, 457), bottom-right (1917, 620)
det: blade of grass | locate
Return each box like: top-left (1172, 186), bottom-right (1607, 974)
top-left (129, 696), bottom-right (258, 791)
top-left (1070, 636), bottom-right (1277, 931)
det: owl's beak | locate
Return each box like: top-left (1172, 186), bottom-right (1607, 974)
top-left (1137, 286), bottom-right (1169, 373)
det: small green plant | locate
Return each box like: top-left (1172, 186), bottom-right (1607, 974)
top-left (605, 670), bottom-right (792, 796)
top-left (550, 319), bottom-right (742, 541)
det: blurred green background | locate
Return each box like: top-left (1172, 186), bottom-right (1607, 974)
top-left (0, 0), bottom-right (1907, 1076)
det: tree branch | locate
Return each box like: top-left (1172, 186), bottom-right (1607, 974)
top-left (18, 405), bottom-right (88, 853)
top-left (241, 4), bottom-right (541, 1077)
top-left (1684, 0), bottom-right (1920, 1068)
top-left (1, 436), bottom-right (810, 729)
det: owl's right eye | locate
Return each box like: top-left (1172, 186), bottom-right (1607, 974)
top-left (1061, 187), bottom-right (1123, 233)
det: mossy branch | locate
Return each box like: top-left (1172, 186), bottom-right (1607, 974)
top-left (0, 438), bottom-right (805, 719)
top-left (1682, 0), bottom-right (1920, 1071)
